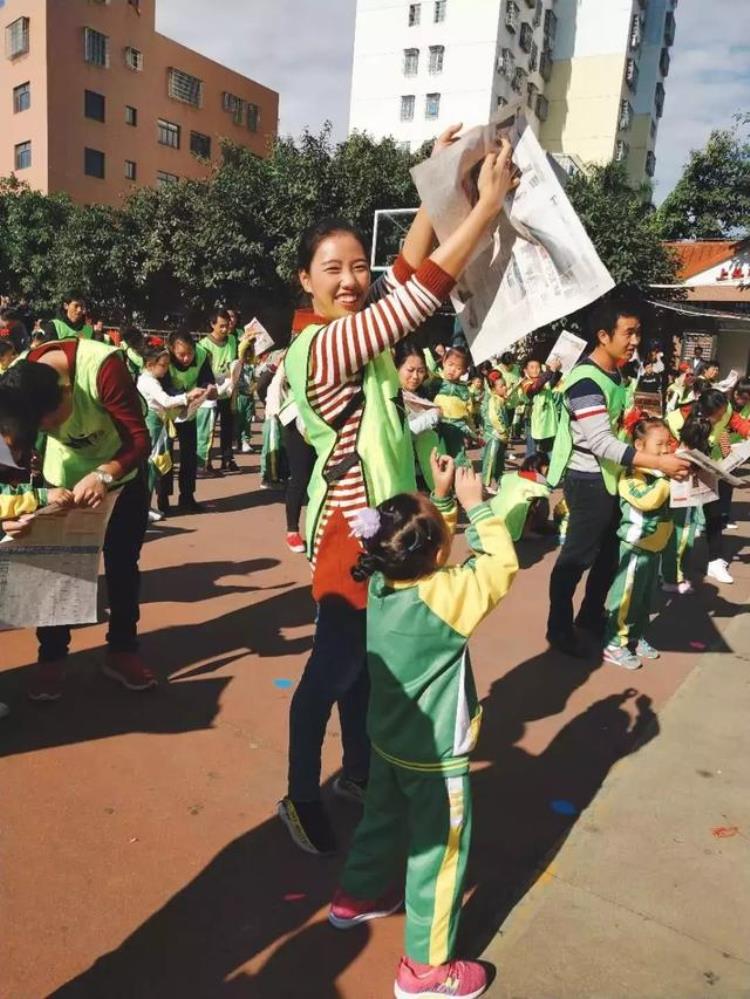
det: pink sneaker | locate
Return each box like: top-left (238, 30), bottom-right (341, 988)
top-left (328, 886), bottom-right (403, 929)
top-left (102, 652), bottom-right (158, 691)
top-left (394, 956), bottom-right (488, 999)
top-left (286, 531), bottom-right (306, 554)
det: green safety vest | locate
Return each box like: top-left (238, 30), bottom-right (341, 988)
top-left (43, 340), bottom-right (138, 488)
top-left (52, 318), bottom-right (94, 341)
top-left (201, 333), bottom-right (238, 377)
top-left (490, 471), bottom-right (550, 542)
top-left (667, 404), bottom-right (733, 460)
top-left (284, 323), bottom-right (417, 552)
top-left (169, 343), bottom-right (209, 419)
top-left (548, 362), bottom-right (627, 494)
top-left (530, 384), bottom-right (558, 440)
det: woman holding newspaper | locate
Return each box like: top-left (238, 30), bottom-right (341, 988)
top-left (278, 126), bottom-right (520, 862)
top-left (0, 336), bottom-right (155, 701)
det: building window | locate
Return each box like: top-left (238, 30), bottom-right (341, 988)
top-left (6, 17), bottom-right (30, 59)
top-left (425, 92), bottom-right (440, 120)
top-left (532, 0), bottom-right (543, 28)
top-left (511, 67), bottom-right (527, 94)
top-left (615, 140), bottom-right (630, 163)
top-left (124, 45), bottom-right (143, 71)
top-left (84, 89), bottom-right (106, 122)
top-left (655, 81), bottom-right (665, 118)
top-left (527, 81), bottom-right (538, 107)
top-left (408, 3), bottom-right (421, 26)
top-left (497, 95), bottom-right (508, 110)
top-left (650, 118), bottom-right (657, 139)
top-left (540, 47), bottom-right (553, 82)
top-left (84, 147), bottom-right (105, 179)
top-left (403, 48), bottom-right (419, 76)
top-left (13, 82), bottom-right (30, 113)
top-left (498, 48), bottom-right (515, 78)
top-left (646, 150), bottom-right (656, 177)
top-left (527, 40), bottom-right (538, 72)
top-left (664, 11), bottom-right (676, 46)
top-left (659, 46), bottom-right (670, 77)
top-left (629, 13), bottom-right (642, 49)
top-left (125, 105), bottom-right (137, 126)
top-left (222, 91), bottom-right (244, 124)
top-left (400, 94), bottom-right (415, 121)
top-left (625, 58), bottom-right (639, 91)
top-left (157, 119), bottom-right (181, 148)
top-left (519, 22), bottom-right (533, 53)
top-left (156, 170), bottom-right (178, 187)
top-left (246, 103), bottom-right (260, 131)
top-left (124, 160), bottom-right (137, 181)
top-left (168, 68), bottom-right (203, 108)
top-left (535, 94), bottom-right (549, 121)
top-left (14, 141), bottom-right (31, 170)
top-left (505, 0), bottom-right (519, 33)
top-left (190, 130), bottom-right (211, 158)
top-left (619, 99), bottom-right (633, 130)
top-left (428, 45), bottom-right (444, 74)
top-left (84, 27), bottom-right (109, 67)
top-left (544, 8), bottom-right (557, 43)
top-left (434, 0), bottom-right (447, 22)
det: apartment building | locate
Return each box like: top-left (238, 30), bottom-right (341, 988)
top-left (540, 0), bottom-right (677, 184)
top-left (1, 0), bottom-right (279, 205)
top-left (348, 0), bottom-right (677, 185)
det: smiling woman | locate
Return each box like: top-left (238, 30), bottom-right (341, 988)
top-left (276, 124), bottom-right (521, 857)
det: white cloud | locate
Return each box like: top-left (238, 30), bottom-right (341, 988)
top-left (156, 0), bottom-right (750, 202)
top-left (653, 1), bottom-right (750, 202)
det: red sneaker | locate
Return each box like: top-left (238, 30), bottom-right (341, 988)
top-left (286, 532), bottom-right (306, 554)
top-left (27, 660), bottom-right (65, 702)
top-left (328, 886), bottom-right (403, 929)
top-left (394, 956), bottom-right (488, 999)
top-left (102, 652), bottom-right (158, 691)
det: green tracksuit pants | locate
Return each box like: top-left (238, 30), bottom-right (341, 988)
top-left (235, 394), bottom-right (256, 448)
top-left (196, 406), bottom-right (216, 466)
top-left (340, 751), bottom-right (472, 967)
top-left (604, 542), bottom-right (660, 649)
top-left (260, 415), bottom-right (287, 484)
top-left (438, 422), bottom-right (471, 468)
top-left (481, 437), bottom-right (506, 488)
top-left (661, 507), bottom-right (698, 585)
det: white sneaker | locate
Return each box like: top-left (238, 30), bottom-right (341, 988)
top-left (725, 522), bottom-right (738, 530)
top-left (147, 509), bottom-right (164, 524)
top-left (241, 441), bottom-right (252, 453)
top-left (706, 559), bottom-right (734, 584)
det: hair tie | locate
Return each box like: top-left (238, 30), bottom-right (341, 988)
top-left (350, 507), bottom-right (381, 540)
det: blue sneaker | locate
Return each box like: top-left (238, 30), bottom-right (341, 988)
top-left (636, 638), bottom-right (660, 660)
top-left (603, 644), bottom-right (642, 671)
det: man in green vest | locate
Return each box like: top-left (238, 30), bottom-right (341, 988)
top-left (198, 309), bottom-right (239, 474)
top-left (546, 296), bottom-right (690, 657)
top-left (42, 293), bottom-right (94, 343)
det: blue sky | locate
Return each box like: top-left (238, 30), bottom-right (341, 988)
top-left (158, 0), bottom-right (750, 203)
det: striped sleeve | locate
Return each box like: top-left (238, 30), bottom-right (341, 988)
top-left (364, 254), bottom-right (416, 306)
top-left (309, 259), bottom-right (454, 389)
top-left (568, 377), bottom-right (635, 467)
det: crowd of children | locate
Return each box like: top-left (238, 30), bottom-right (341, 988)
top-left (2, 212), bottom-right (750, 997)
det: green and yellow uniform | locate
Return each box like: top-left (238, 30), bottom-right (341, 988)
top-left (196, 334), bottom-right (238, 464)
top-left (434, 380), bottom-right (475, 467)
top-left (603, 469), bottom-right (673, 650)
top-left (480, 391), bottom-right (509, 488)
top-left (340, 497), bottom-right (518, 966)
top-left (490, 470), bottom-right (551, 541)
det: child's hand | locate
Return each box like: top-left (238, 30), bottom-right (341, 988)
top-left (1, 513), bottom-right (35, 539)
top-left (430, 450), bottom-right (455, 499)
top-left (47, 488), bottom-right (74, 508)
top-left (455, 465), bottom-right (484, 512)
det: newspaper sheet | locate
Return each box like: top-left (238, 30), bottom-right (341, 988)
top-left (683, 448), bottom-right (744, 487)
top-left (720, 438), bottom-right (750, 476)
top-left (547, 330), bottom-right (587, 374)
top-left (670, 469), bottom-right (718, 509)
top-left (0, 495), bottom-right (116, 629)
top-left (411, 105), bottom-right (614, 365)
top-left (244, 318), bottom-right (274, 356)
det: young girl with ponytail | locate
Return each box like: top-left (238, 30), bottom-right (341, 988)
top-left (328, 452), bottom-right (518, 999)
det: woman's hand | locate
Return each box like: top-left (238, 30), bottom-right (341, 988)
top-left (47, 488), bottom-right (75, 508)
top-left (431, 123), bottom-right (463, 158)
top-left (455, 465), bottom-right (484, 513)
top-left (477, 137), bottom-right (519, 216)
top-left (430, 450), bottom-right (455, 499)
top-left (72, 473), bottom-right (107, 509)
top-left (1, 513), bottom-right (35, 539)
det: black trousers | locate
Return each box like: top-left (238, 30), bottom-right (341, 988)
top-left (547, 473), bottom-right (621, 639)
top-left (175, 419), bottom-right (198, 502)
top-left (216, 397), bottom-right (234, 463)
top-left (704, 479), bottom-right (732, 562)
top-left (283, 422), bottom-right (316, 533)
top-left (37, 472), bottom-right (149, 662)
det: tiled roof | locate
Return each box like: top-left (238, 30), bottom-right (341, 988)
top-left (664, 240), bottom-right (745, 280)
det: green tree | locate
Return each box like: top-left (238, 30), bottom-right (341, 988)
top-left (654, 125), bottom-right (750, 240)
top-left (566, 161), bottom-right (679, 291)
